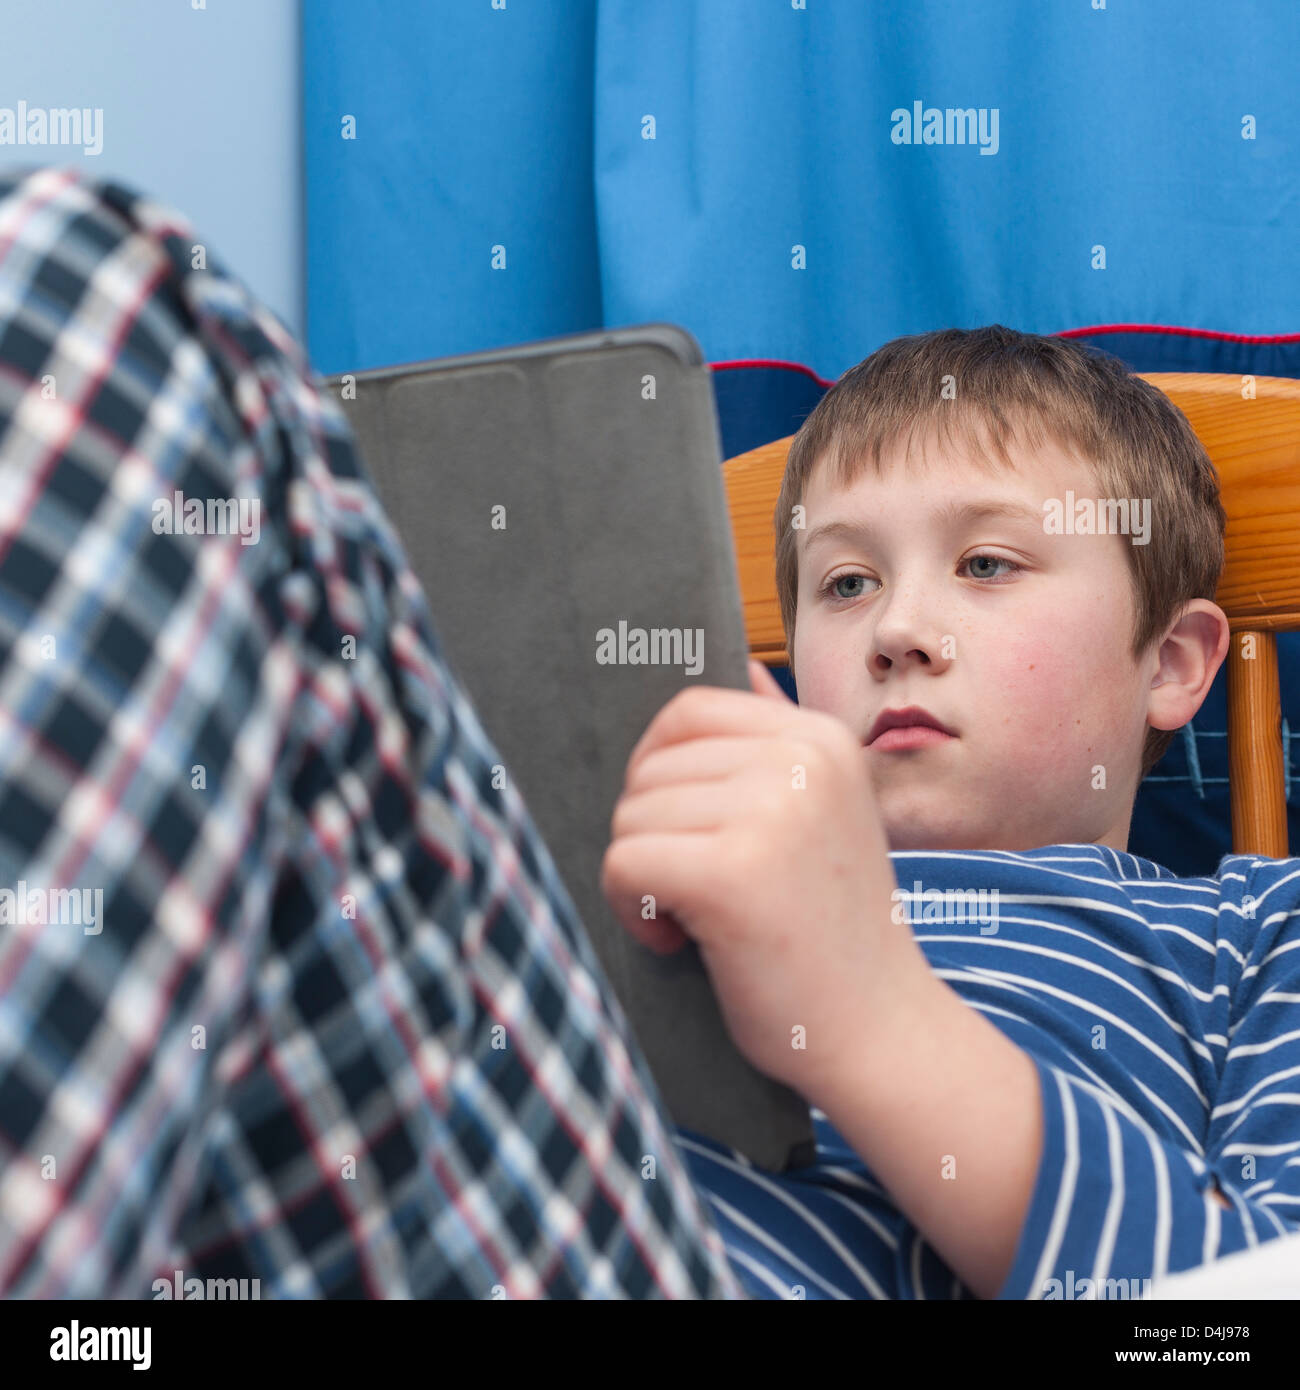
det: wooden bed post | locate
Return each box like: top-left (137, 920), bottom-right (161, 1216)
top-left (1227, 628), bottom-right (1288, 858)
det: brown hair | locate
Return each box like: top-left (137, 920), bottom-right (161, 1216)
top-left (774, 325), bottom-right (1226, 780)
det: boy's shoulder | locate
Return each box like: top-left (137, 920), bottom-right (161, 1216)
top-left (888, 842), bottom-right (1300, 913)
top-left (889, 846), bottom-right (1300, 987)
top-left (1203, 851), bottom-right (1300, 927)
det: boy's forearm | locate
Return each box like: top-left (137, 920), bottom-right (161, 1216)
top-left (804, 961), bottom-right (1043, 1299)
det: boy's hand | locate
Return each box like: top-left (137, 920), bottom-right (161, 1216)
top-left (600, 658), bottom-right (931, 1101)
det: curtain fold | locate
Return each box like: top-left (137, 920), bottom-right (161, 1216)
top-left (303, 0), bottom-right (1300, 379)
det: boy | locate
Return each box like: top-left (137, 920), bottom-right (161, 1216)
top-left (1, 167), bottom-right (1291, 1302)
top-left (601, 326), bottom-right (1300, 1299)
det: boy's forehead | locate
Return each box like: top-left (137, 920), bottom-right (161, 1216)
top-left (802, 432), bottom-right (1089, 516)
top-left (795, 436), bottom-right (1107, 564)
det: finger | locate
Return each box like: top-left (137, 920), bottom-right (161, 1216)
top-left (626, 683), bottom-right (800, 781)
top-left (622, 907), bottom-right (690, 955)
top-left (623, 735), bottom-right (757, 795)
top-left (611, 780), bottom-right (736, 839)
top-left (748, 658), bottom-right (791, 702)
top-left (600, 832), bottom-right (722, 952)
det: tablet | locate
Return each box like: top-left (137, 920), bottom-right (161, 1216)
top-left (327, 323), bottom-right (815, 1171)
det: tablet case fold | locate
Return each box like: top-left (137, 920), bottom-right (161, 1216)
top-left (329, 324), bottom-right (815, 1171)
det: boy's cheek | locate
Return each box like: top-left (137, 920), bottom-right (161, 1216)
top-left (969, 650), bottom-right (1111, 775)
top-left (787, 631), bottom-right (853, 717)
top-left (792, 619), bottom-right (1112, 738)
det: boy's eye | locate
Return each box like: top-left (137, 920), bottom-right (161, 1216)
top-left (819, 572), bottom-right (875, 601)
top-left (960, 553), bottom-right (1021, 581)
top-left (817, 553), bottom-right (1022, 601)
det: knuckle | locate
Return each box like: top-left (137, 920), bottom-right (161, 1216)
top-left (754, 780), bottom-right (794, 827)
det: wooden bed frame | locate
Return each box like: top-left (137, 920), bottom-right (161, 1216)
top-left (722, 372), bottom-right (1300, 858)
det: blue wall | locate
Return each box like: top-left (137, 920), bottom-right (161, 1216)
top-left (0, 0), bottom-right (303, 338)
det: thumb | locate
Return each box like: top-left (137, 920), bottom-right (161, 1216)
top-left (748, 657), bottom-right (791, 702)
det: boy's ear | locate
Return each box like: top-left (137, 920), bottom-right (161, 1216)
top-left (1146, 600), bottom-right (1231, 730)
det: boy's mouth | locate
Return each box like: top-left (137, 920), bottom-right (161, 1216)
top-left (865, 706), bottom-right (958, 750)
top-left (868, 725), bottom-right (956, 752)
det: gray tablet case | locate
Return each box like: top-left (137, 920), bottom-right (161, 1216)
top-left (326, 324), bottom-right (815, 1171)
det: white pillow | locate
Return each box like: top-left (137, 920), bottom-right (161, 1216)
top-left (1145, 1230), bottom-right (1300, 1299)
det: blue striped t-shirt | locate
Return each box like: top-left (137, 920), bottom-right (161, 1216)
top-left (678, 844), bottom-right (1300, 1299)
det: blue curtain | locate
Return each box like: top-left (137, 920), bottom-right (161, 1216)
top-left (302, 0), bottom-right (1300, 874)
top-left (303, 0), bottom-right (1300, 379)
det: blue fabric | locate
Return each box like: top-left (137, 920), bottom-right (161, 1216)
top-left (303, 0), bottom-right (602, 376)
top-left (303, 0), bottom-right (1300, 379)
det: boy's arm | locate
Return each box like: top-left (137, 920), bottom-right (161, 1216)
top-left (802, 963), bottom-right (1044, 1299)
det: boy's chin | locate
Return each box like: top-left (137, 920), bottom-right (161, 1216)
top-left (885, 825), bottom-right (979, 852)
top-left (878, 795), bottom-right (970, 851)
top-left (881, 808), bottom-right (1049, 853)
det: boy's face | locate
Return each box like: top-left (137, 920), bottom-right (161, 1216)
top-left (791, 432), bottom-right (1160, 852)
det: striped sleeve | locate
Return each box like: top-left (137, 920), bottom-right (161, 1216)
top-left (996, 856), bottom-right (1300, 1300)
